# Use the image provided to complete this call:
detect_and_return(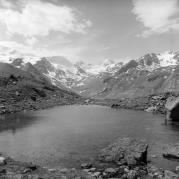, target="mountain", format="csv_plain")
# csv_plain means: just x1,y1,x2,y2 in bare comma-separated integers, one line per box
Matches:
1,50,179,99
0,60,82,114
6,55,121,96
97,51,179,99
